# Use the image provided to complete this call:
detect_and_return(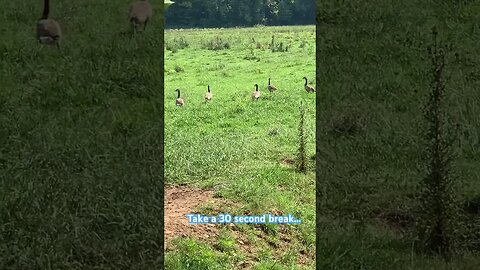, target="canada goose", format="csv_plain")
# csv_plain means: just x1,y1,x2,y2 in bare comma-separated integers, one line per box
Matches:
129,0,152,34
303,77,315,93
252,84,261,101
36,0,62,47
268,78,277,93
204,85,213,102
175,89,184,106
